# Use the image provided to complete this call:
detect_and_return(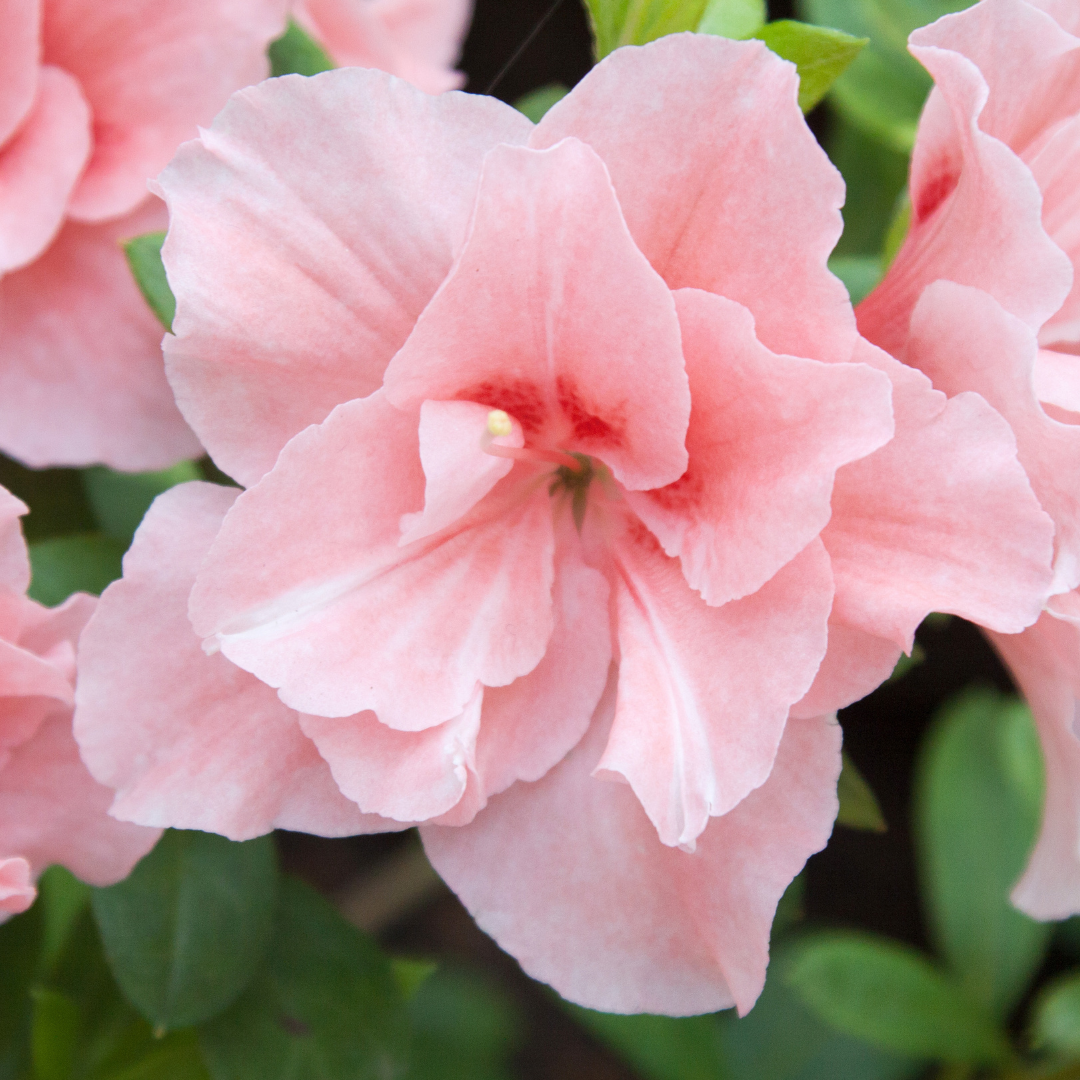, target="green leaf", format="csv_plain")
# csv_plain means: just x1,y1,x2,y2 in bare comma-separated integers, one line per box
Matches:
886,642,924,684
199,877,409,1080
268,18,334,77
881,190,911,269
721,943,922,1080
584,0,710,58
31,989,80,1080
514,83,569,123
0,456,96,543
915,688,1050,1020
390,958,437,1002
753,21,867,112
697,0,766,39
97,1030,210,1080
1031,971,1080,1057
828,255,883,305
37,867,92,972
773,873,806,939
82,464,200,544
122,233,174,333
0,902,45,1078
92,831,278,1031
29,534,126,605
786,932,1009,1064
837,751,887,832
